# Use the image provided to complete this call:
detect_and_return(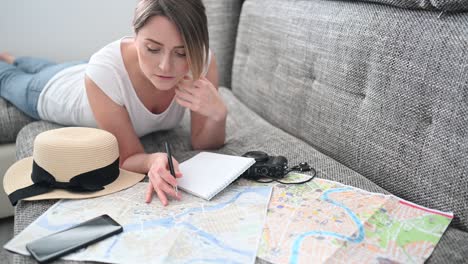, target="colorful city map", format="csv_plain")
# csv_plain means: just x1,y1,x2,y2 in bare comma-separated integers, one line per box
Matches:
5,183,272,264
251,174,453,264
5,174,452,264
